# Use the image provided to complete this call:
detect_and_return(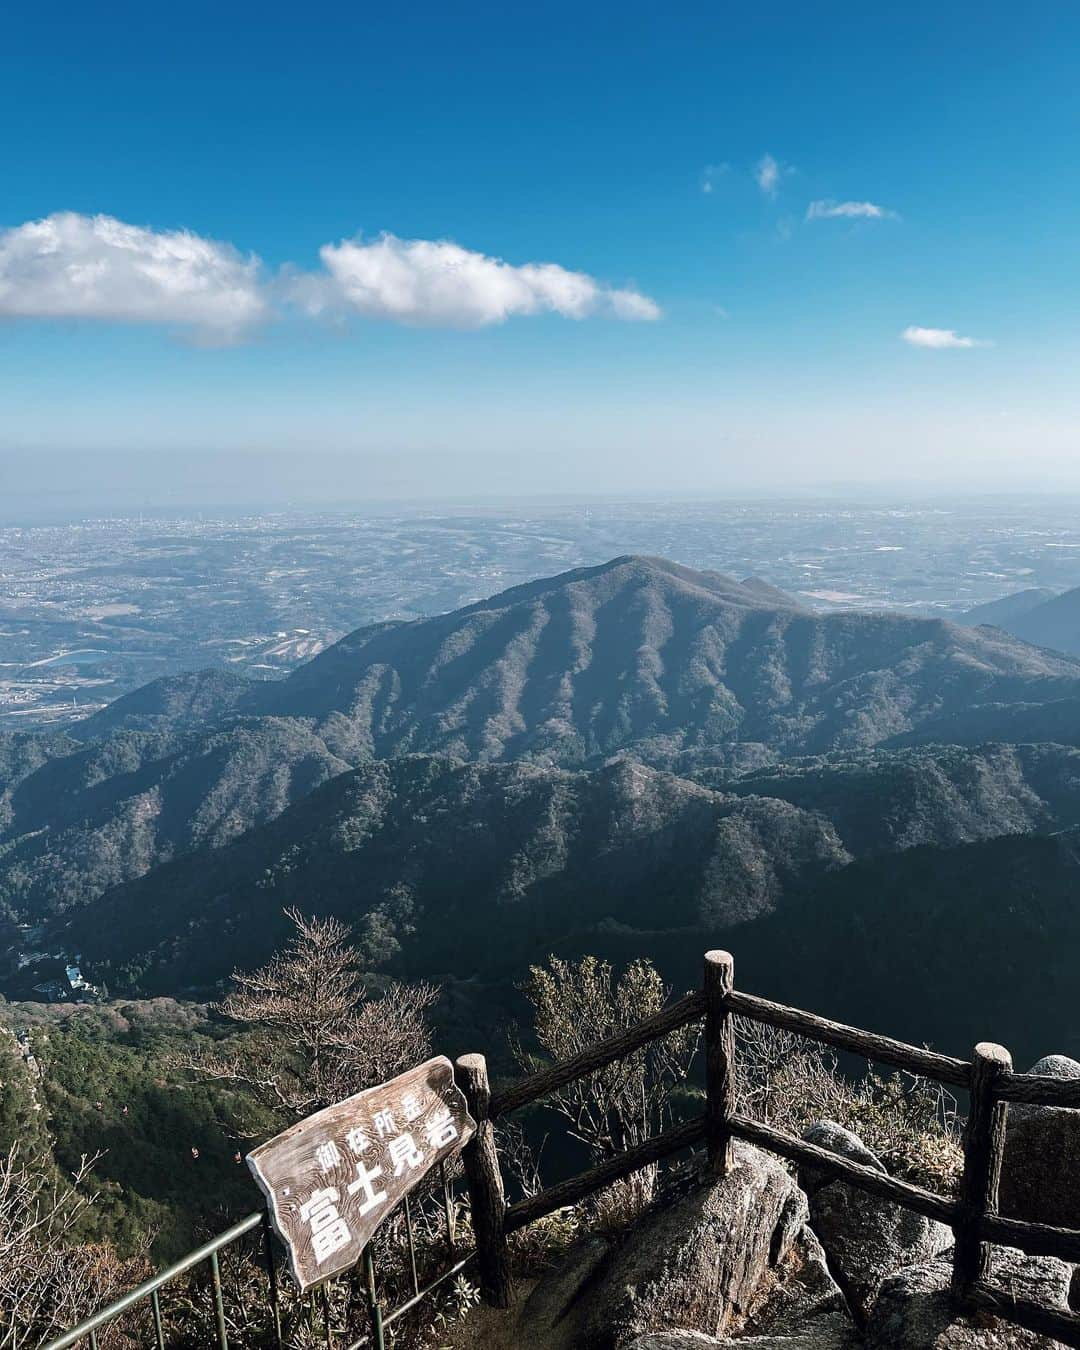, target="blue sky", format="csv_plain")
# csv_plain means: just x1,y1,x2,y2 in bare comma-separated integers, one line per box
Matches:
2,1,1079,500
